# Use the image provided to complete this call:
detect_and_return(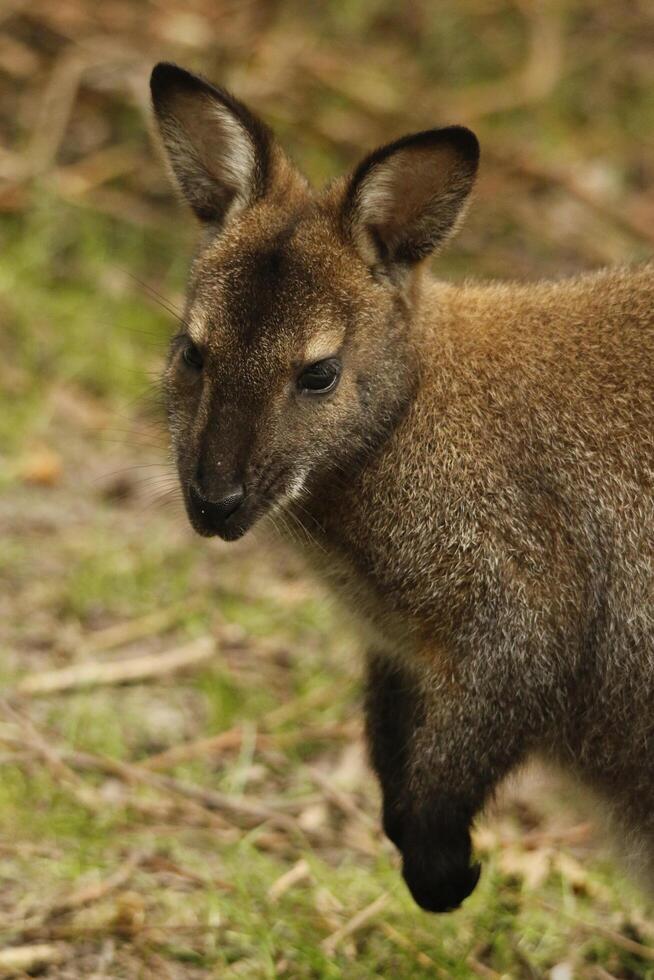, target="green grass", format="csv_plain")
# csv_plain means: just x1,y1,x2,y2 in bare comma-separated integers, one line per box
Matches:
0,195,186,460
0,755,652,978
